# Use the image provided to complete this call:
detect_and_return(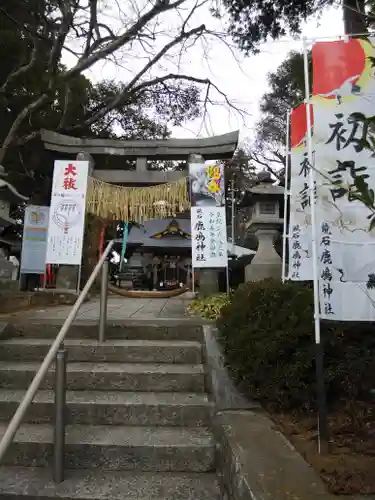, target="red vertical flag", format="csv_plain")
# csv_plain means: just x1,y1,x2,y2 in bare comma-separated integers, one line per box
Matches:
312,39,366,99
290,103,314,148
